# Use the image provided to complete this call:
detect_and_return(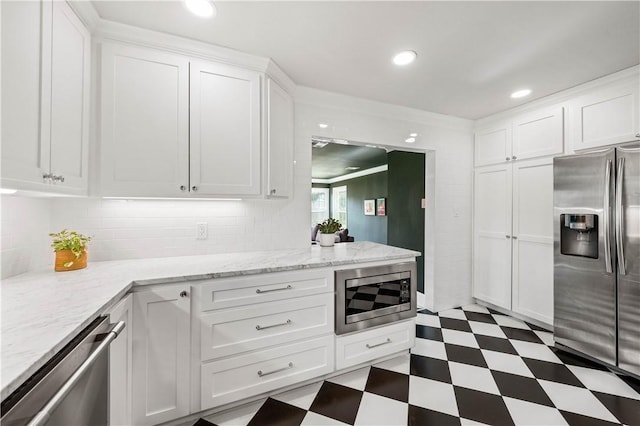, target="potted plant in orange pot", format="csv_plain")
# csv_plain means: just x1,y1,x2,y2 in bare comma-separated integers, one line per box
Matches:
49,229,92,272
